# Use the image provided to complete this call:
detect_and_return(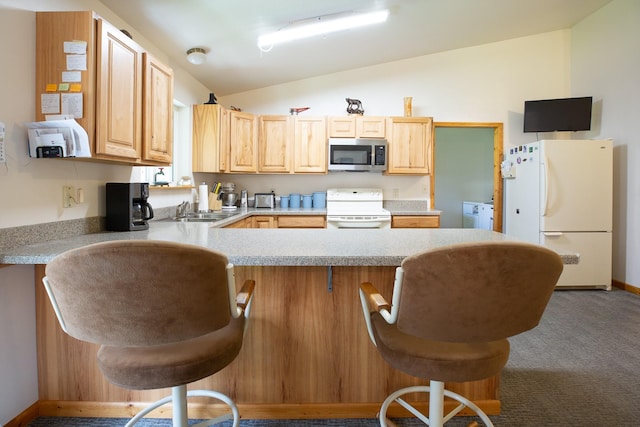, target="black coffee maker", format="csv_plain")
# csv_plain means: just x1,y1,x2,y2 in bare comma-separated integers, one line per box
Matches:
106,183,154,231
